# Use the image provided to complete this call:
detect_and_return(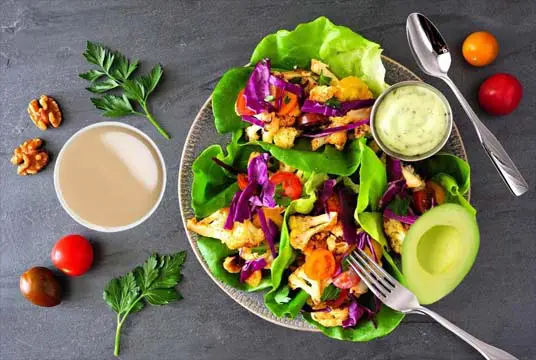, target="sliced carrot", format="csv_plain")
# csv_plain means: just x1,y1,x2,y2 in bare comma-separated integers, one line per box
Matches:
237,173,249,190
235,88,255,116
427,181,446,205
304,249,336,280
277,91,298,116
